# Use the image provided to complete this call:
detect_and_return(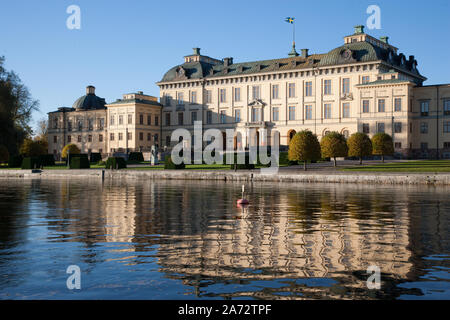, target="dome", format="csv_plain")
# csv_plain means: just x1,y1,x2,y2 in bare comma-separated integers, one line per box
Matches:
72,86,106,110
